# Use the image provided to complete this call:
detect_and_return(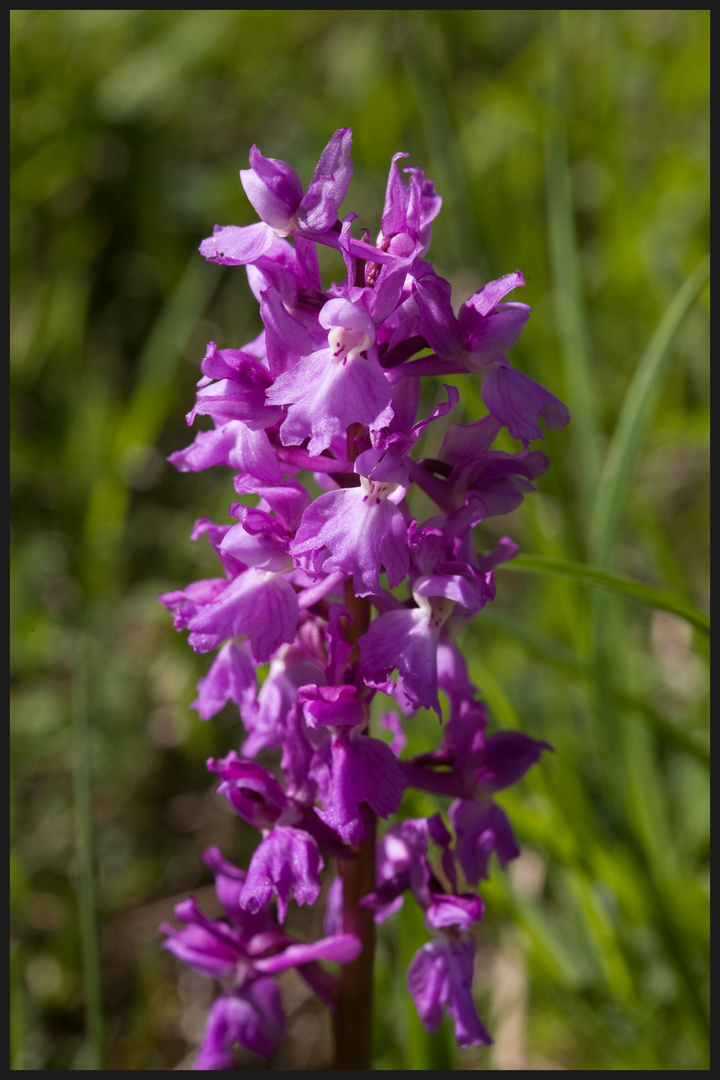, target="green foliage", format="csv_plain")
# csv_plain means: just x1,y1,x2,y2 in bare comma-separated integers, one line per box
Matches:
11,10,708,1070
